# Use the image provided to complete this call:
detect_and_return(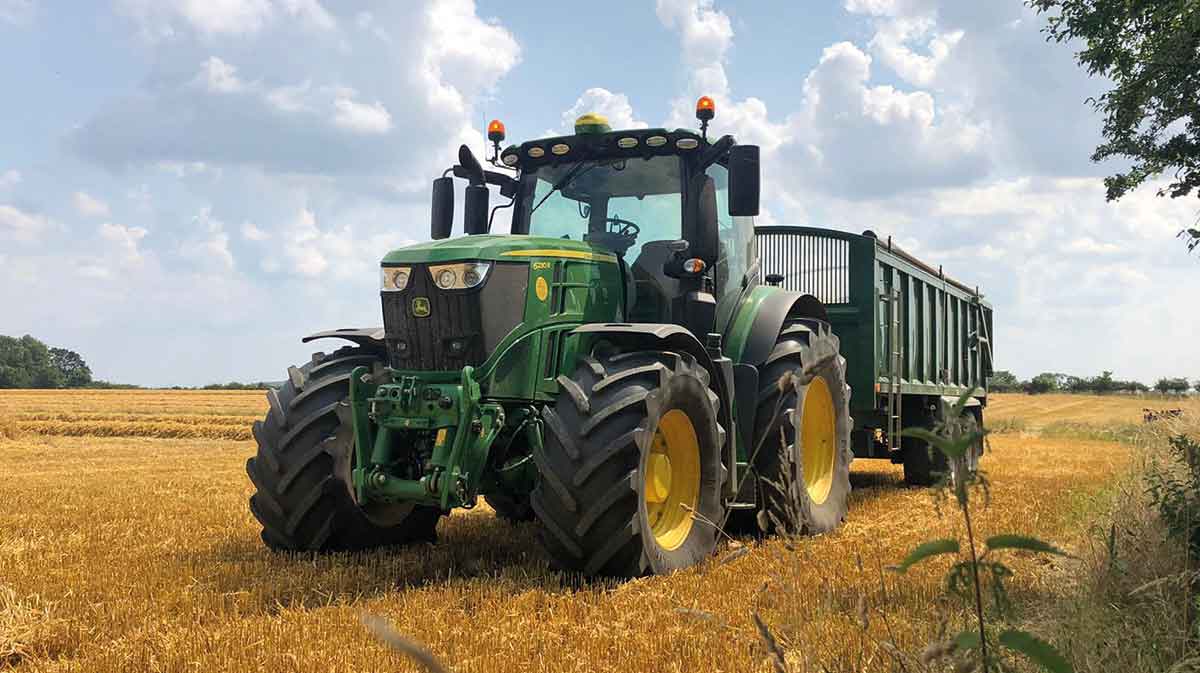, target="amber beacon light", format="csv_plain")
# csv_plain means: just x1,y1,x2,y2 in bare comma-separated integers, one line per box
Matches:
695,96,715,140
